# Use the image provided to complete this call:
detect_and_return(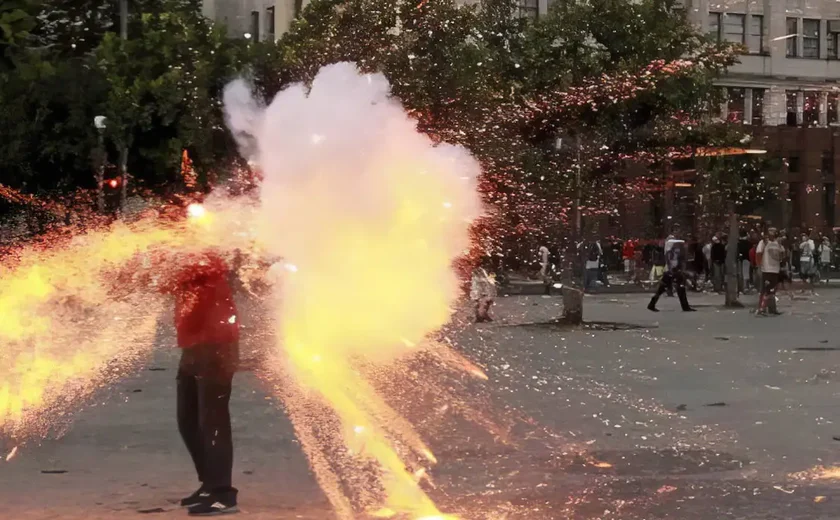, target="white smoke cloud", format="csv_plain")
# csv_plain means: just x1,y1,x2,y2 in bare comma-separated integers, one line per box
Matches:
222,78,264,162
224,62,483,347
223,61,484,517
